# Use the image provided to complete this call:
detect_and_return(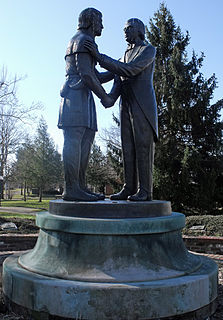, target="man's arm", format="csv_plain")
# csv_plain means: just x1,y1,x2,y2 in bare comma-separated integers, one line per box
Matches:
76,53,108,98
95,69,114,84
98,46,156,77
76,52,114,107
109,75,121,102
84,41,155,78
